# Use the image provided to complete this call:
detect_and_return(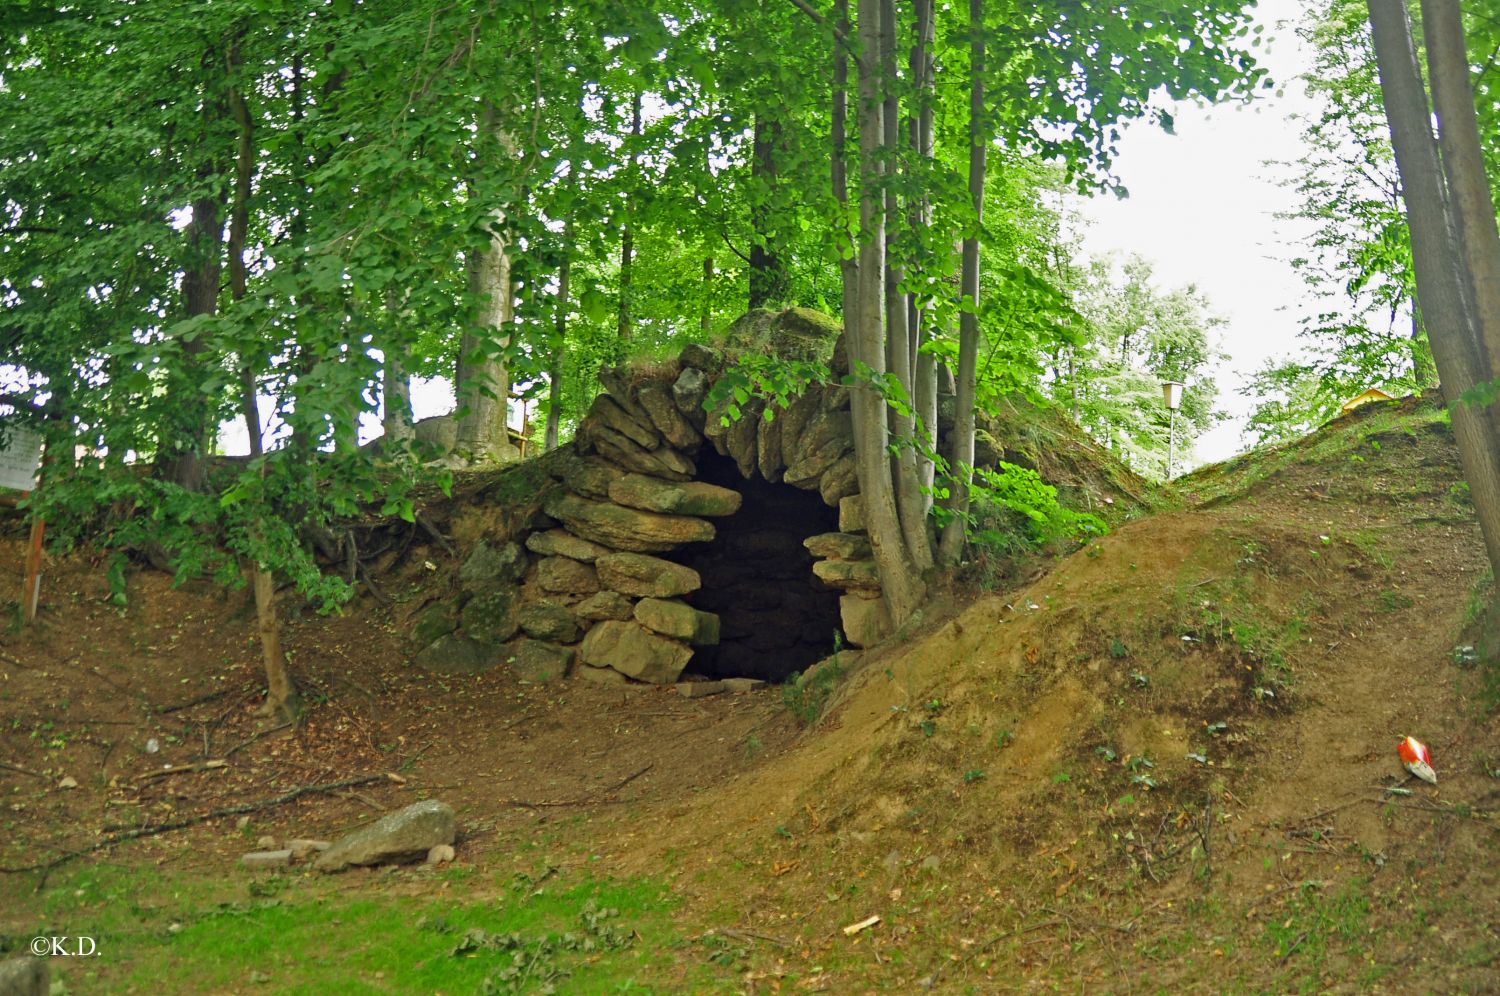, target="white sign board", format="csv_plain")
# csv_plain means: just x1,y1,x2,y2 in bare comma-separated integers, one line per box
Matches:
0,422,44,491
